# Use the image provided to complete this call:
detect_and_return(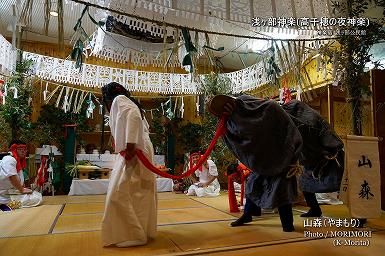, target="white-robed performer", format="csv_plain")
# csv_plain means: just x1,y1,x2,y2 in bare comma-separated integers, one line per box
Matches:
0,140,42,211
101,82,157,247
187,153,220,197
